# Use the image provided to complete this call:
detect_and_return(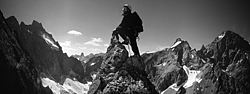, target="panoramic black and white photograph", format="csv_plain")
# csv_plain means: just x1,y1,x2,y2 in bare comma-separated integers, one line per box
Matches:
0,0,250,94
